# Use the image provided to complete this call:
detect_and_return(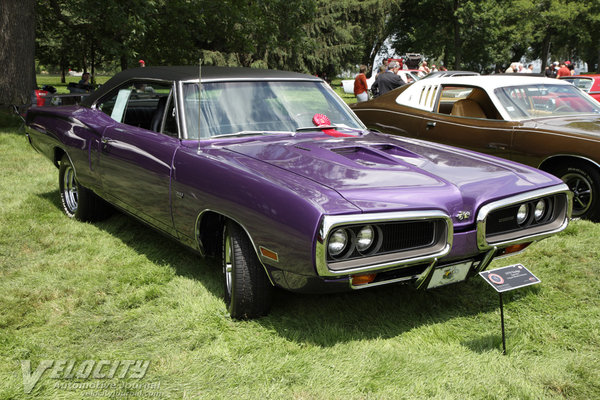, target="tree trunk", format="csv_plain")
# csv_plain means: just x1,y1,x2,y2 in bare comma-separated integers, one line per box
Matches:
452,0,462,69
540,34,551,73
61,56,67,84
0,0,36,107
91,42,96,85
